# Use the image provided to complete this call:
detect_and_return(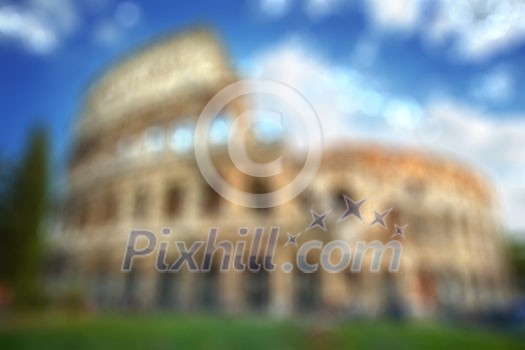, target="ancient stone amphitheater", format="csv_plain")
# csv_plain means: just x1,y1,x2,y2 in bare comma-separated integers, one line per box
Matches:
50,28,513,319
